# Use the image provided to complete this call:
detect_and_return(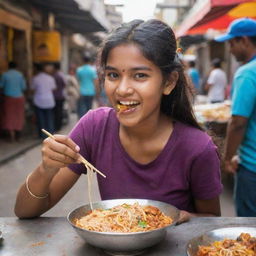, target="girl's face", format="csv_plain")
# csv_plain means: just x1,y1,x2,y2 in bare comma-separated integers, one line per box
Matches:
104,43,174,127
